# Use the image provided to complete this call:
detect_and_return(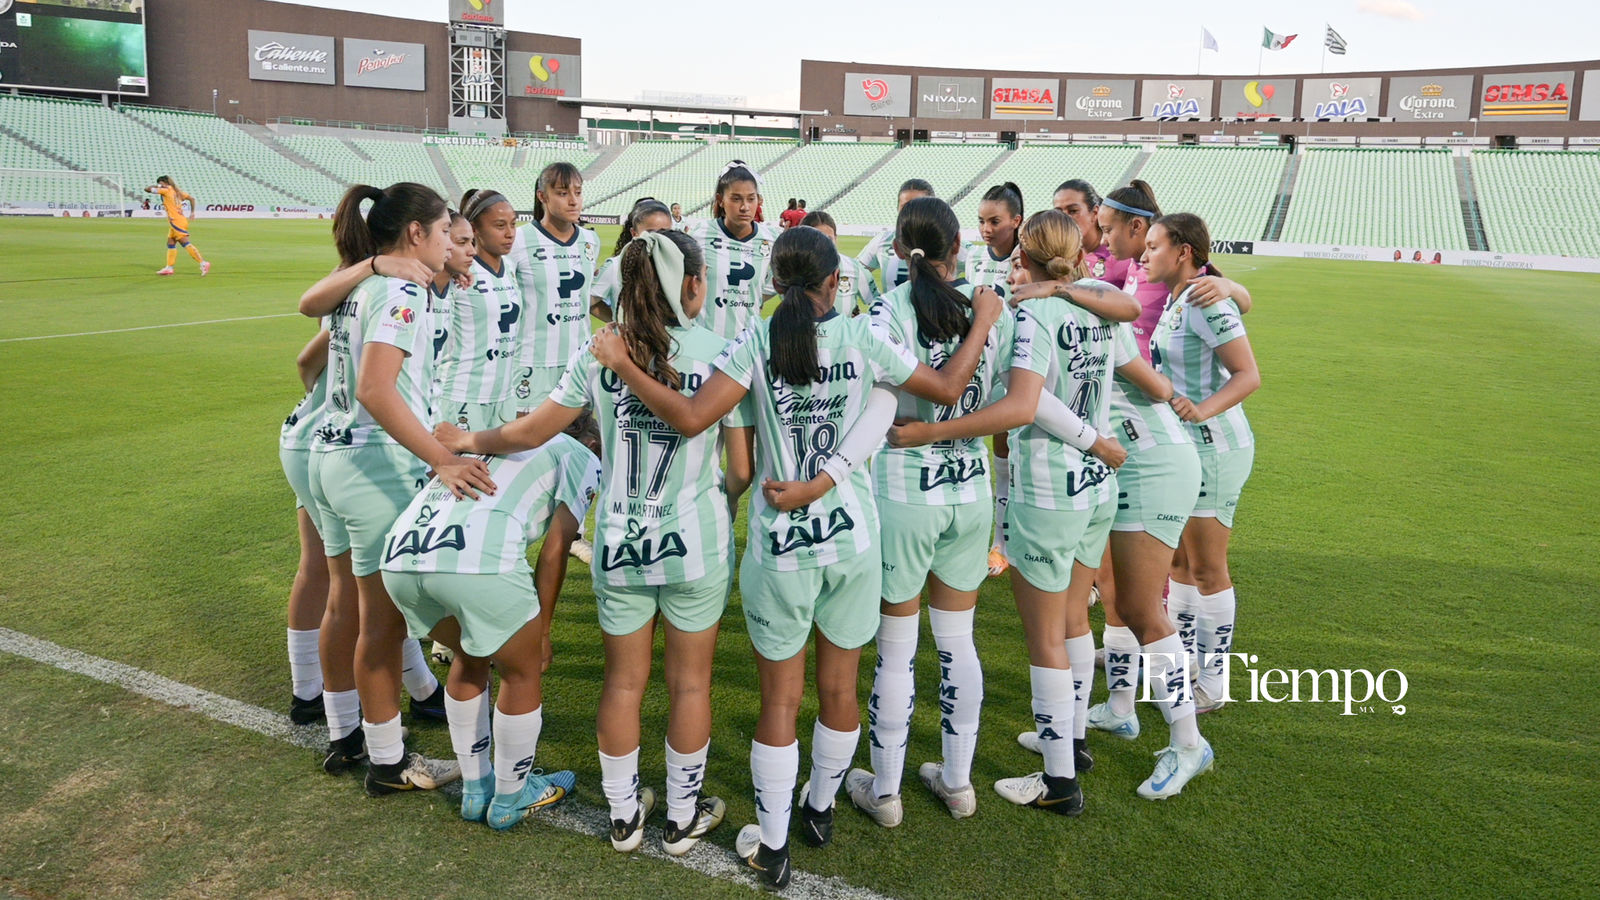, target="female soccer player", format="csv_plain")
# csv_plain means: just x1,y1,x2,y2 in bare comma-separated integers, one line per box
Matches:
799,210,880,317
589,226,1000,888
438,190,522,431
890,210,1160,818
965,182,1023,578
439,229,751,856
145,176,208,276
280,327,333,725
683,161,780,339
858,178,934,293
591,197,673,324
379,425,594,829
1053,179,1123,286
1146,214,1260,716
509,162,601,415
307,182,494,796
